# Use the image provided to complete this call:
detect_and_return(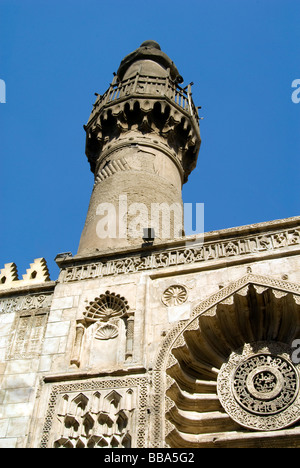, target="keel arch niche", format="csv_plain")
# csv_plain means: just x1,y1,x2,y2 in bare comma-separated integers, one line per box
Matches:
71,291,134,368
152,274,300,448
